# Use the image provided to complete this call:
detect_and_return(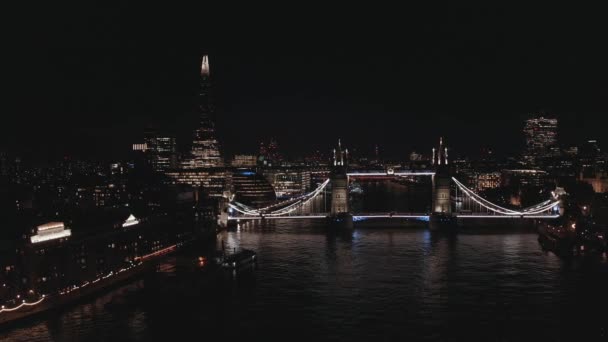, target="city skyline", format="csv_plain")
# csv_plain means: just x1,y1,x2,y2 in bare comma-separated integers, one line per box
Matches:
7,4,608,160
4,5,608,340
